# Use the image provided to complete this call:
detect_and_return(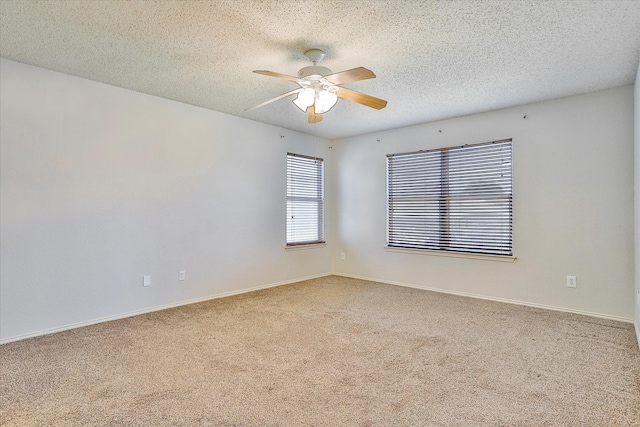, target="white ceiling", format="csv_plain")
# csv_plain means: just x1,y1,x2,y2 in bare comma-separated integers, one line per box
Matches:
1,0,639,140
